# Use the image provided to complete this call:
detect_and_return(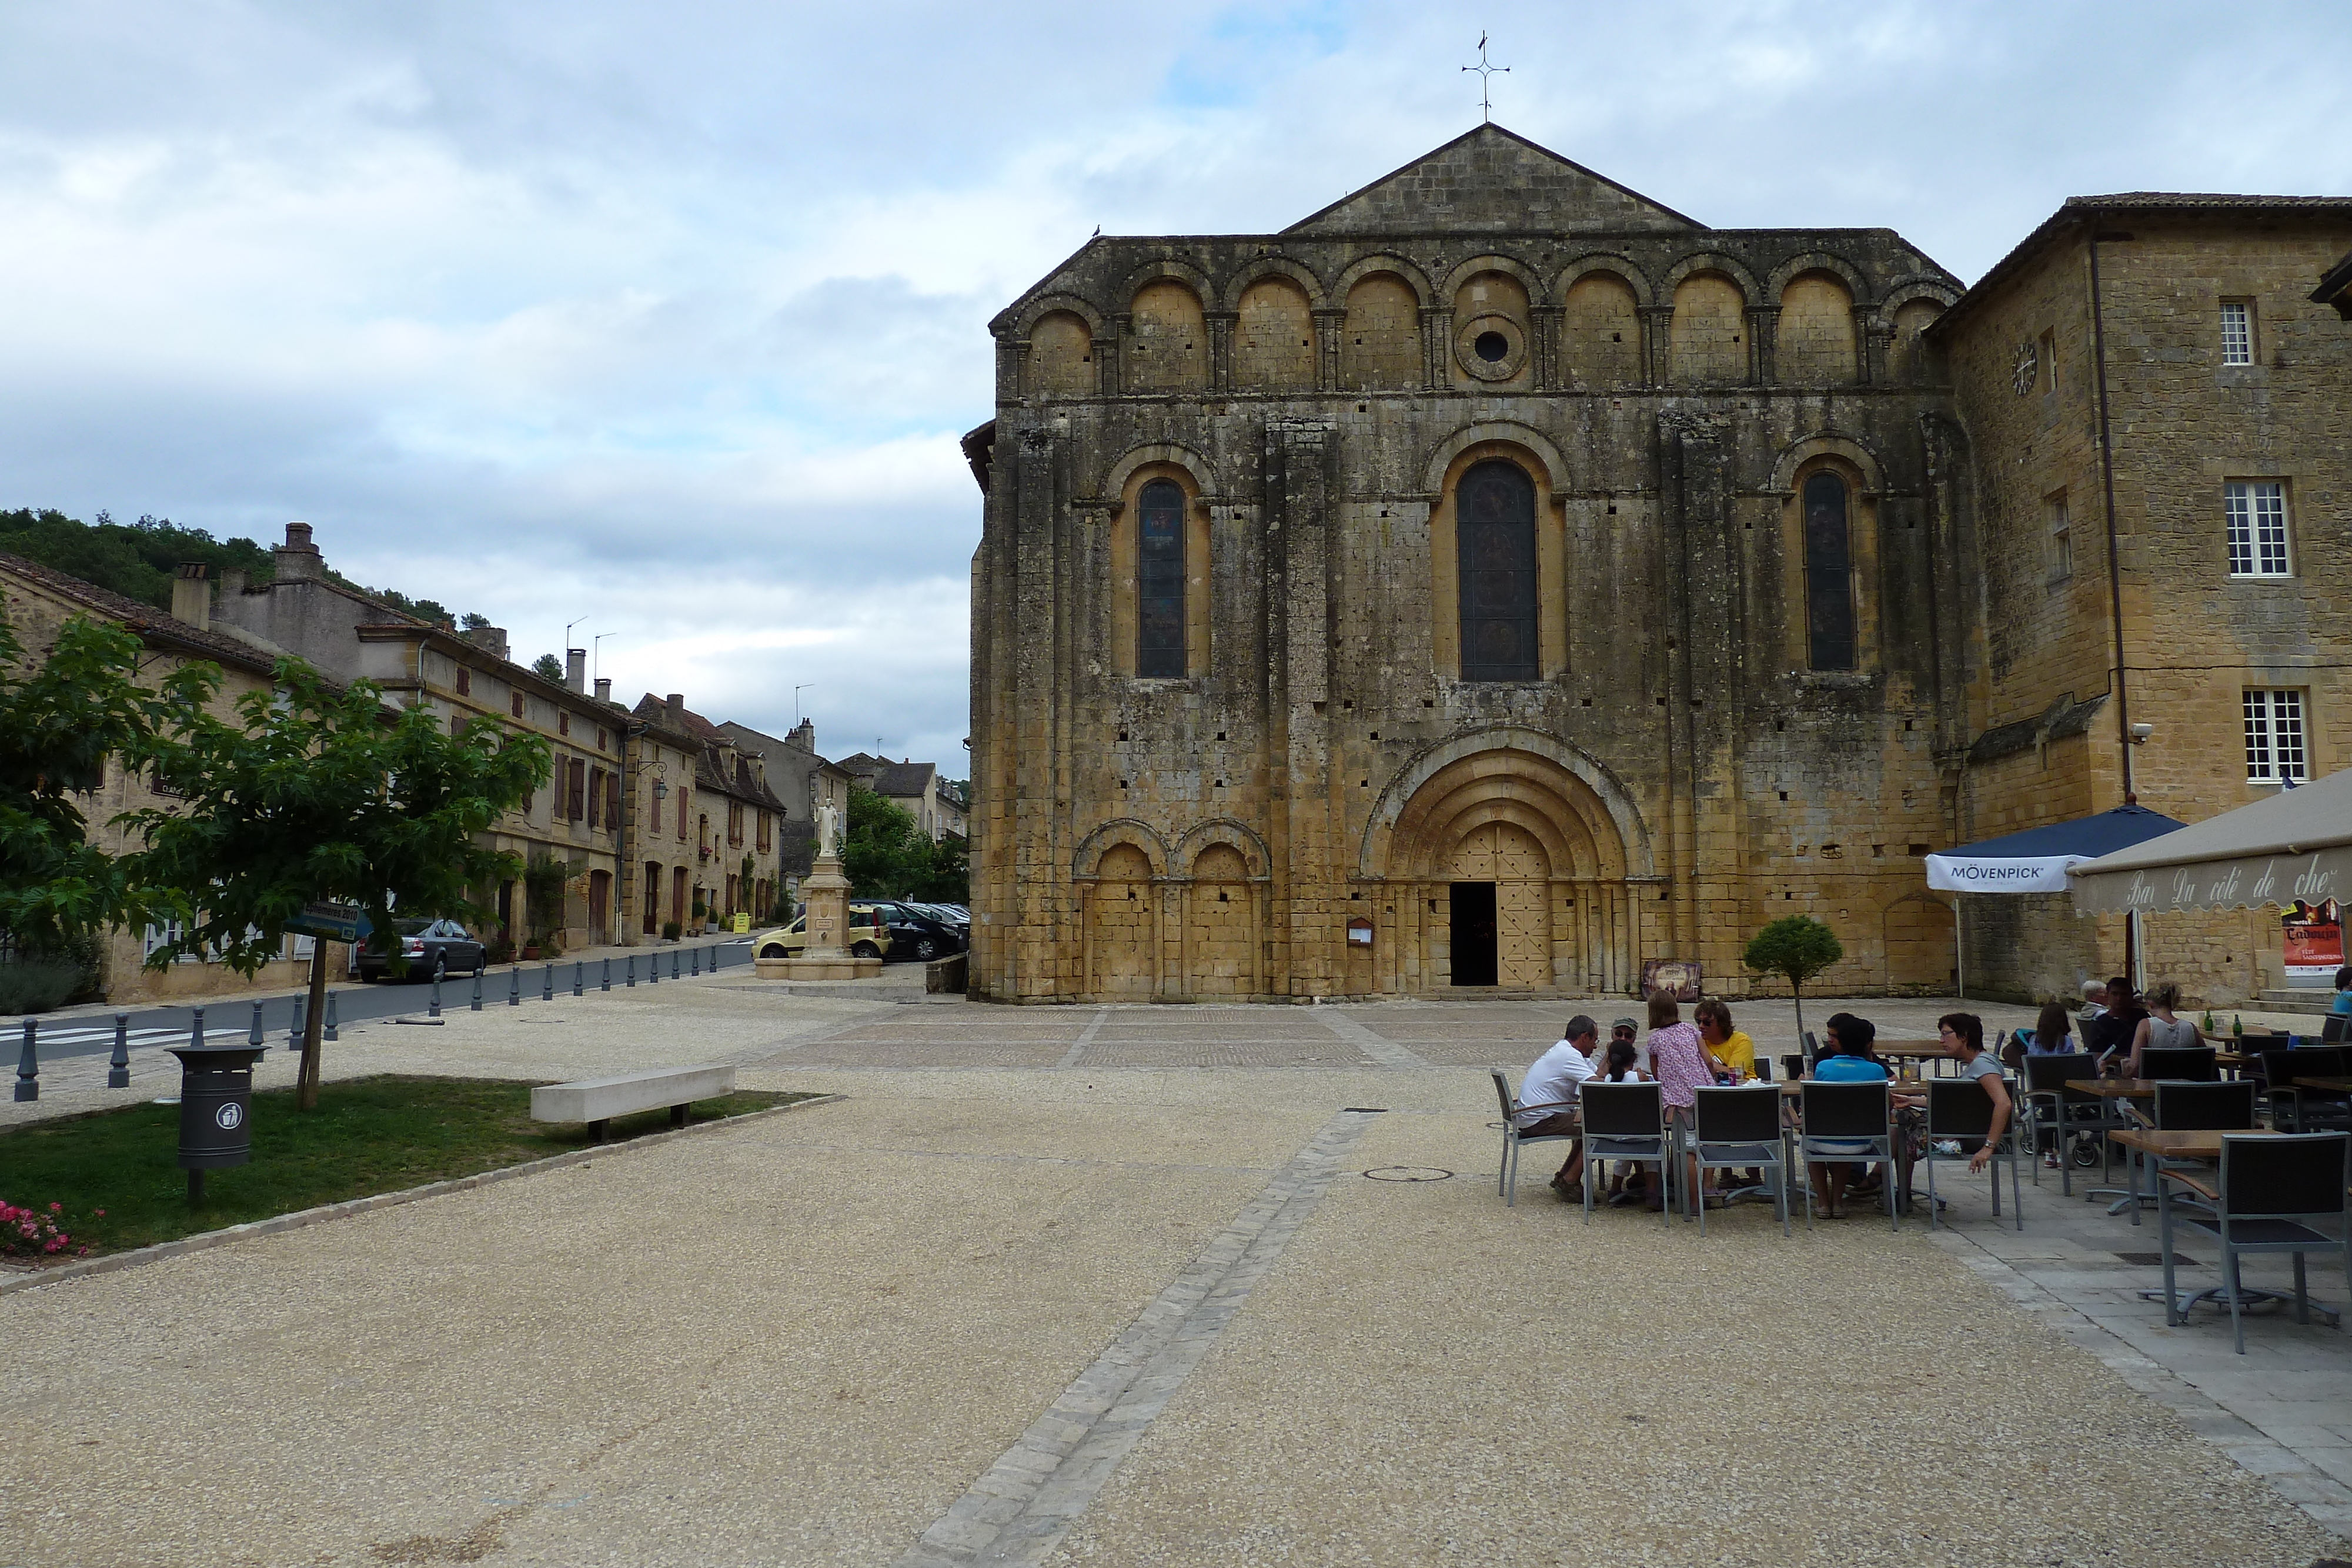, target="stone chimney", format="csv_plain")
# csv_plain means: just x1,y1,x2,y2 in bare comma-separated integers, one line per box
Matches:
565,647,587,694
788,718,816,753
593,677,612,703
273,521,325,583
464,625,510,662
219,568,248,597
171,563,211,630
666,692,687,730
